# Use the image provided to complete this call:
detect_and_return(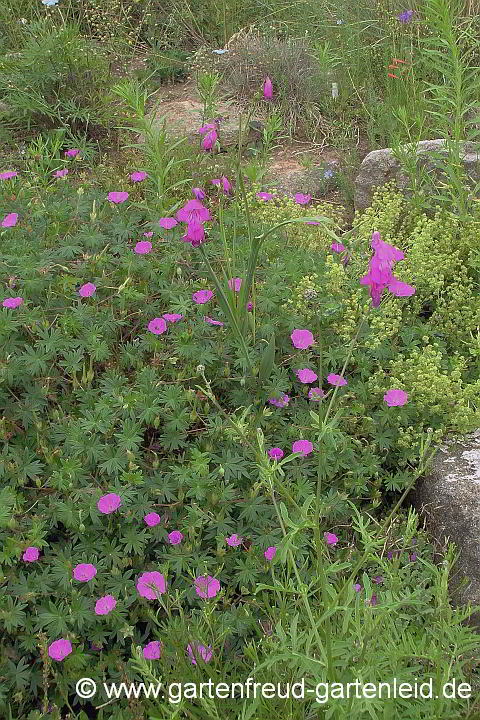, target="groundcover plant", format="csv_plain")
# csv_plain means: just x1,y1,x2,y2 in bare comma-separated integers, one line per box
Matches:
0,1,480,720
